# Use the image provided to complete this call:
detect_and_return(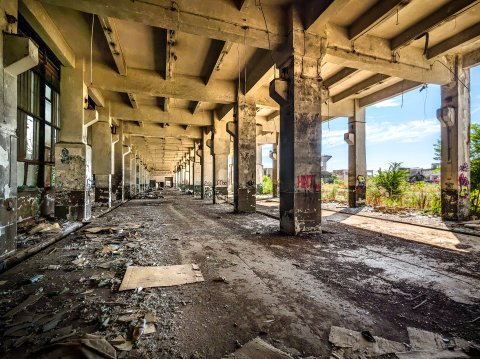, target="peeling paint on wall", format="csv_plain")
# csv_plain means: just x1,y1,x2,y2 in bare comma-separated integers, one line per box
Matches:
0,145,8,169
